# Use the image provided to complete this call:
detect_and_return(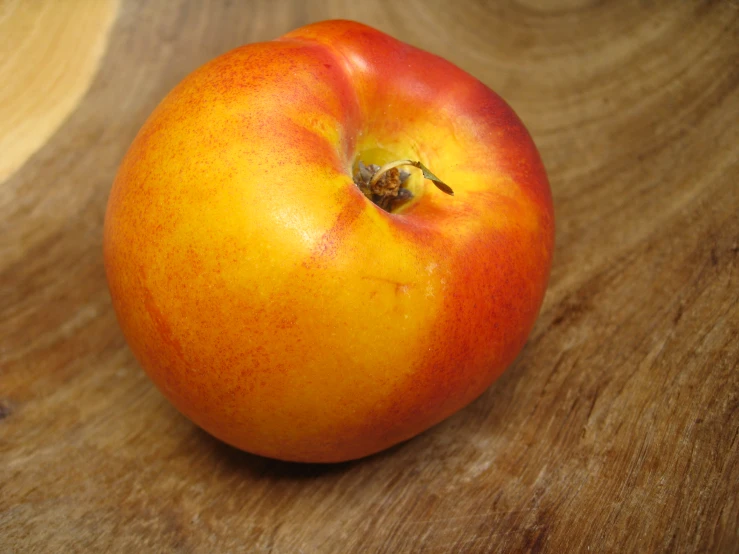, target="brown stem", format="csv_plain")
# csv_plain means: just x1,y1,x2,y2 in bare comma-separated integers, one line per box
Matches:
369,159,416,188
353,159,453,214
